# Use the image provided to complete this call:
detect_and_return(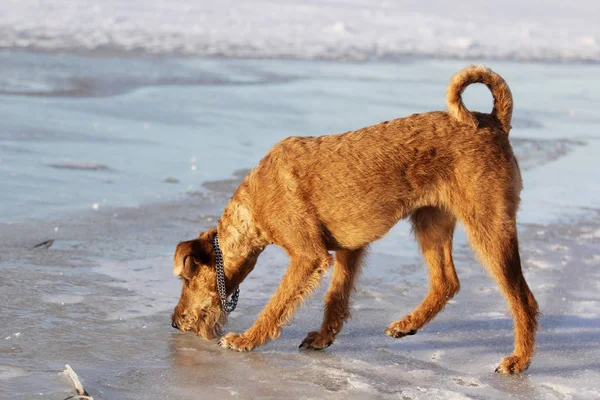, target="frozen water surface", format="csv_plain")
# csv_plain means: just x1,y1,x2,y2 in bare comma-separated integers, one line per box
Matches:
1,51,600,399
